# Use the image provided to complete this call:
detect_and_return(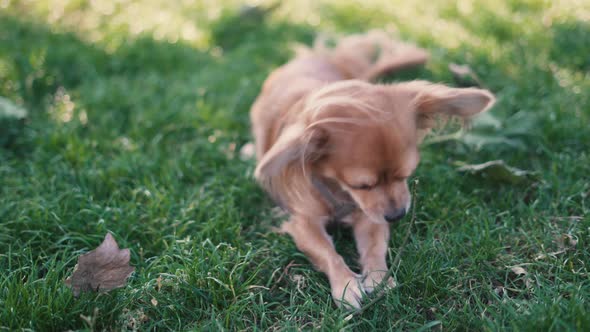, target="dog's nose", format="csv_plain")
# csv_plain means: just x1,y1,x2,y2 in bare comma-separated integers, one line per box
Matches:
384,208,406,223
